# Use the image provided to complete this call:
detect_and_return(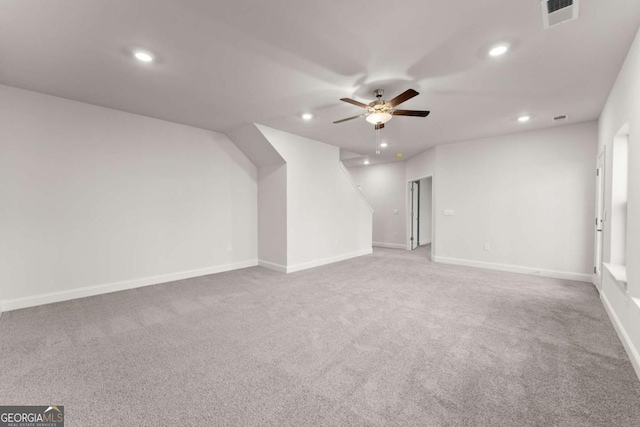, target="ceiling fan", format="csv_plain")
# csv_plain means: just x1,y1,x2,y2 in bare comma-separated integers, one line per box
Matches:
333,89,430,129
